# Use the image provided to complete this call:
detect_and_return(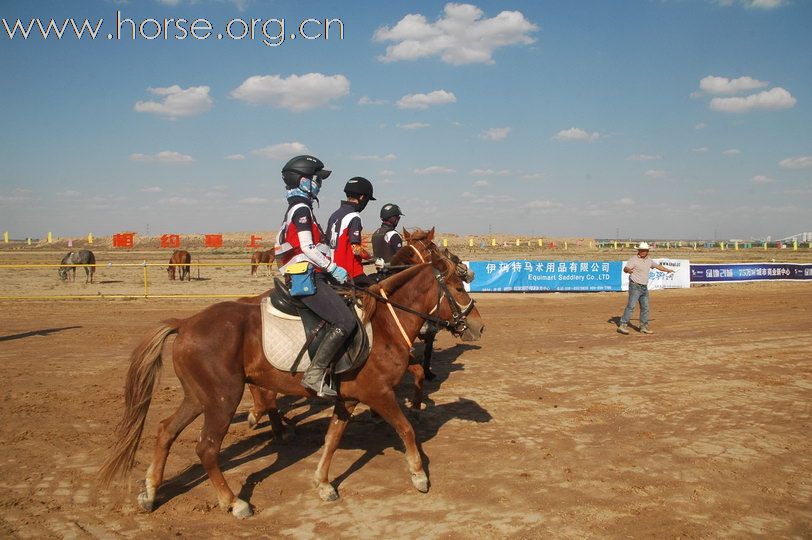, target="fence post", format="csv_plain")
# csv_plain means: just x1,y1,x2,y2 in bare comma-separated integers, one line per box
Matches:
143,261,149,298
